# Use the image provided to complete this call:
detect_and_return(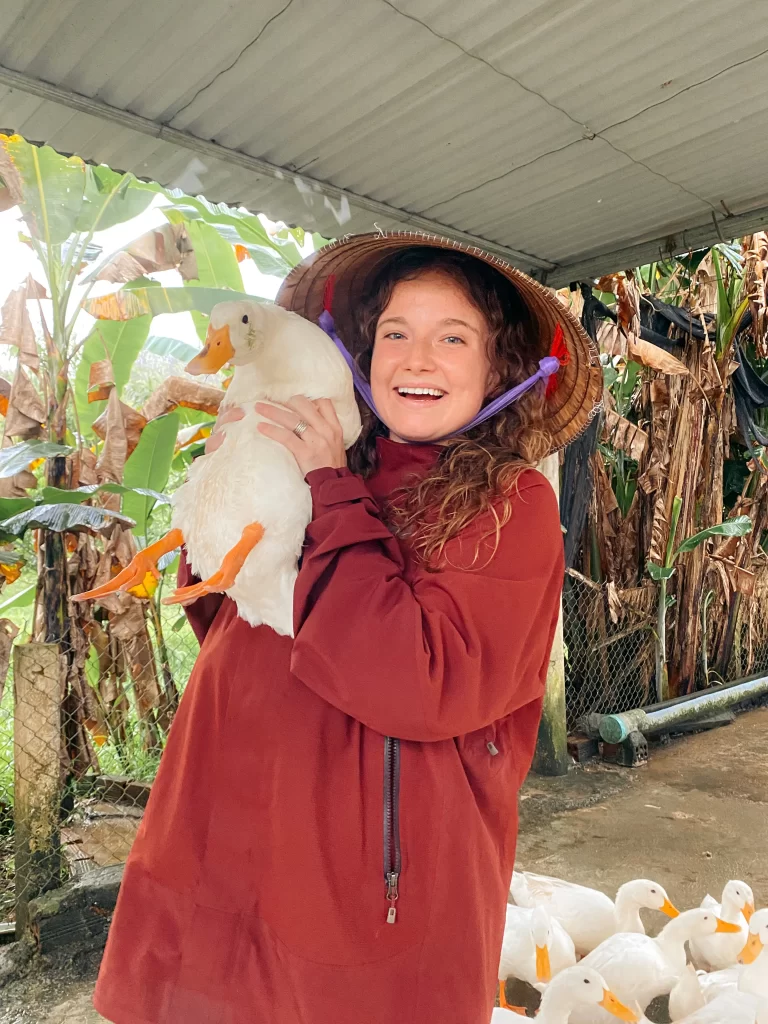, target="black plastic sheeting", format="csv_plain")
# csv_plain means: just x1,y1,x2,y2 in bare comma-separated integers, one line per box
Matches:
733,343,768,449
640,295,715,342
578,284,713,352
